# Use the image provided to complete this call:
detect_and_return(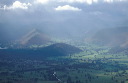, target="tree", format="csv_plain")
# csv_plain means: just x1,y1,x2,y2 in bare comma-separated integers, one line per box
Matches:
67,76,72,83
